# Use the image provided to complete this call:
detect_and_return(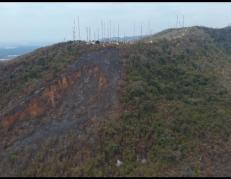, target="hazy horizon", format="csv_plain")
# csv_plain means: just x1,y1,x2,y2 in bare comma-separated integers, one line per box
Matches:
1,2,231,46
